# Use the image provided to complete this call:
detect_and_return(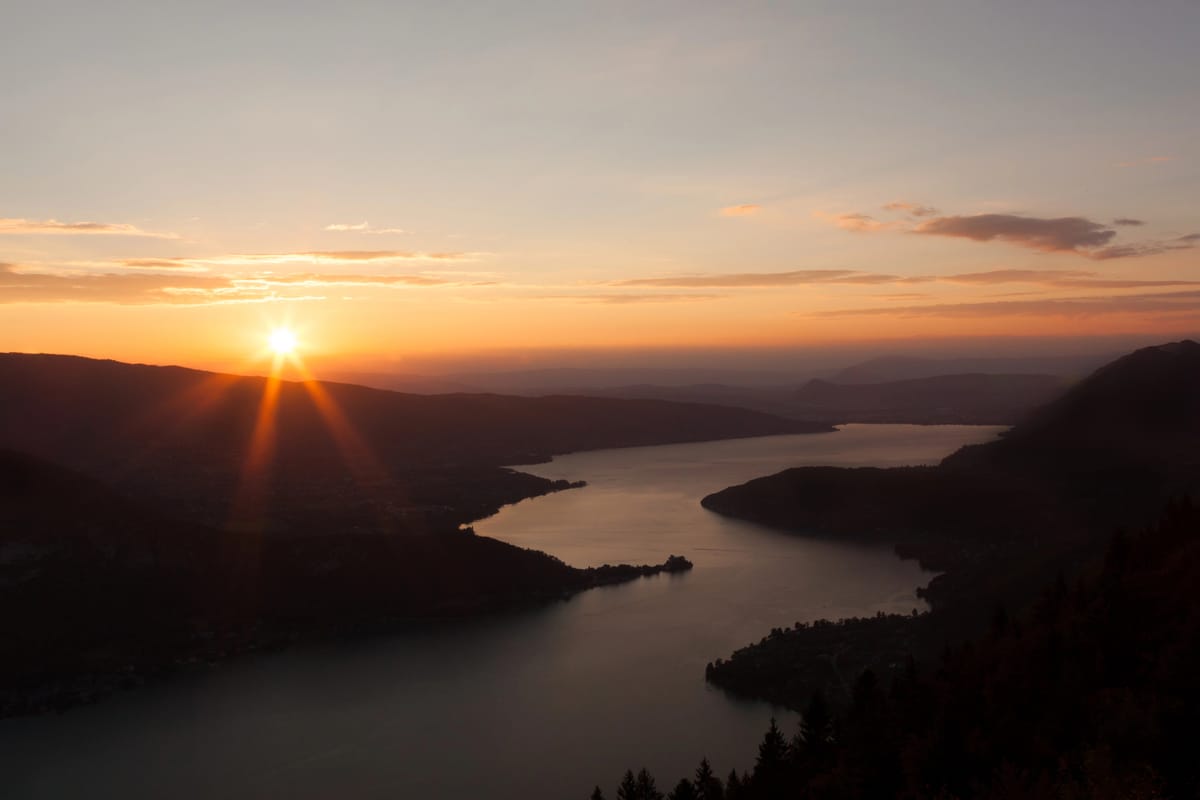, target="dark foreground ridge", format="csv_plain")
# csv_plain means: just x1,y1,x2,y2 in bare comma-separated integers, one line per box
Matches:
665,340,1200,796
0,449,691,717
600,499,1200,799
